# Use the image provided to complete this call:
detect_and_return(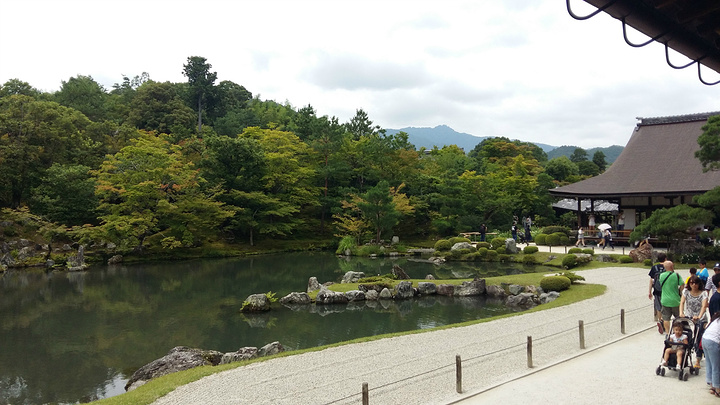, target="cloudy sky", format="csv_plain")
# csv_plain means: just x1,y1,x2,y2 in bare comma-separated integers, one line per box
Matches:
1,0,717,148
